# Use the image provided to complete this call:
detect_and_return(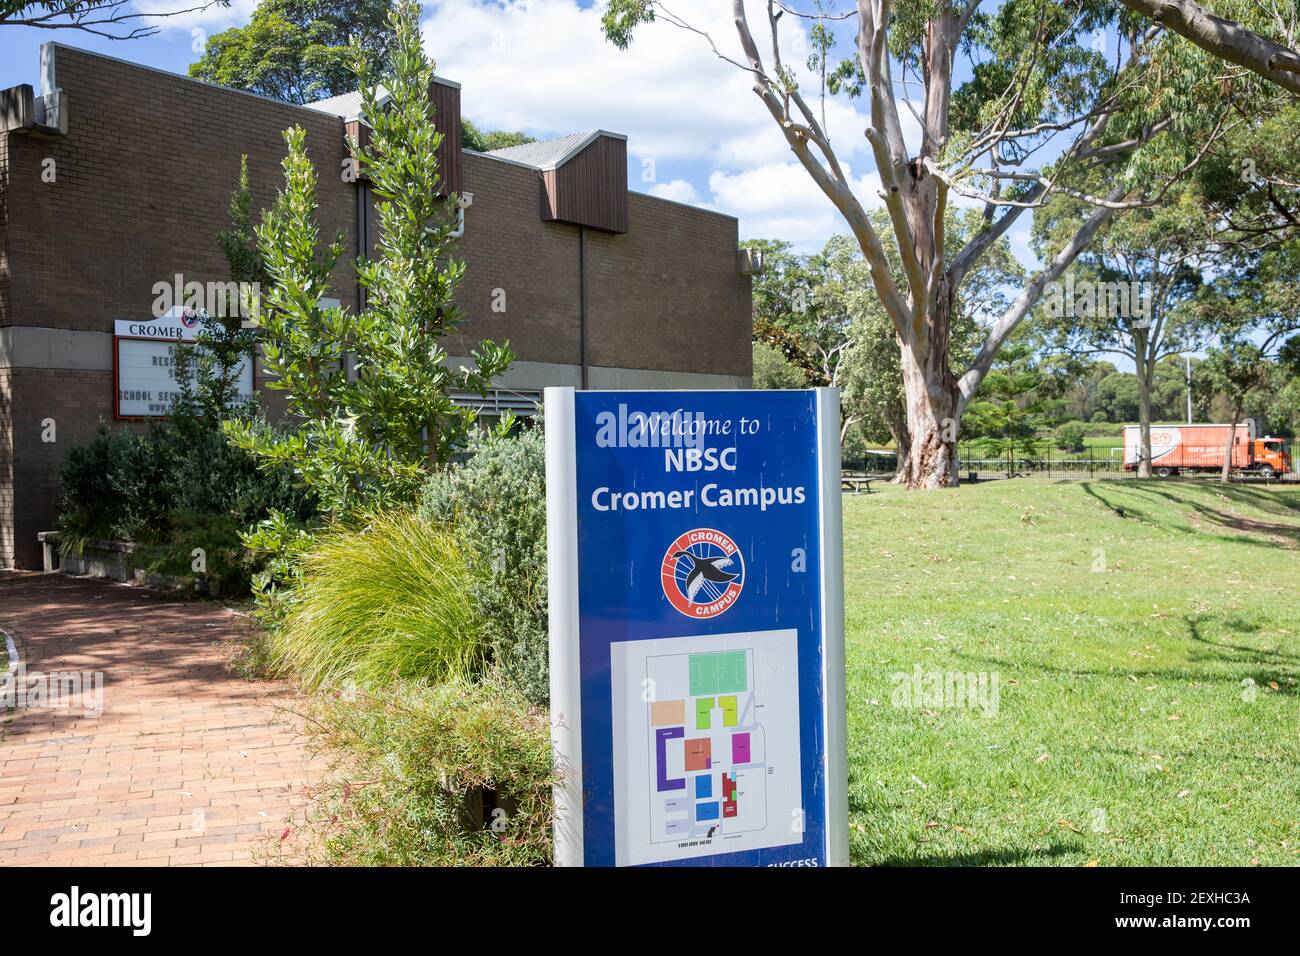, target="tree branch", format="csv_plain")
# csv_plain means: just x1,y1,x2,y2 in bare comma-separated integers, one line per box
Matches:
957,184,1129,413
1120,0,1300,95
